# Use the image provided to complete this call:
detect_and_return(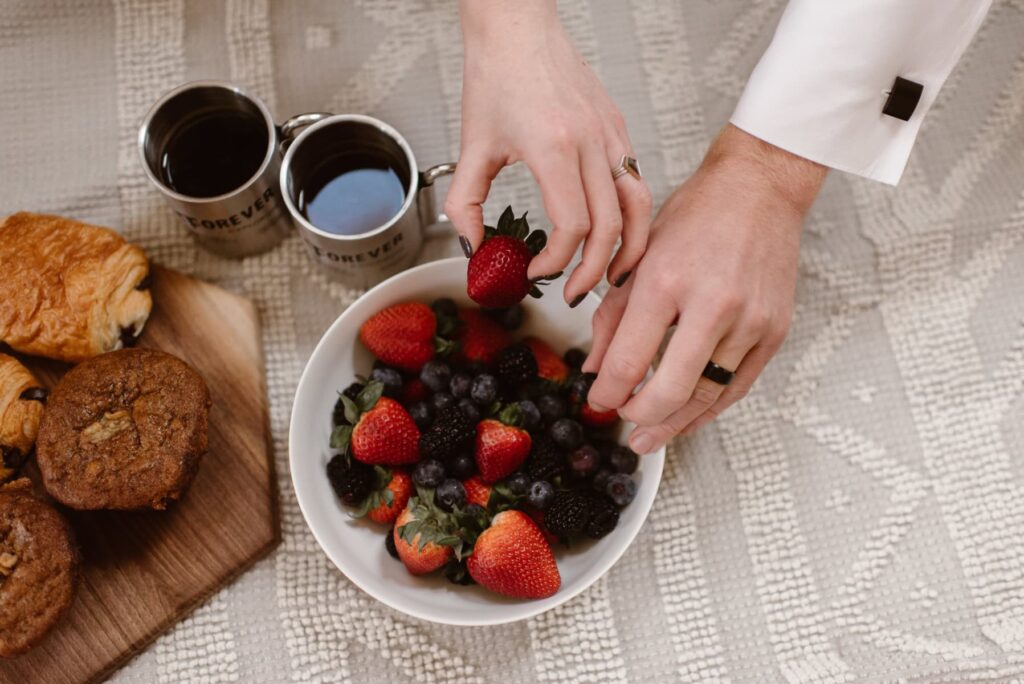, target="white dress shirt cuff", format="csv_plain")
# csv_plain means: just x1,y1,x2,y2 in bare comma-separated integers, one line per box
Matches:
730,0,992,185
